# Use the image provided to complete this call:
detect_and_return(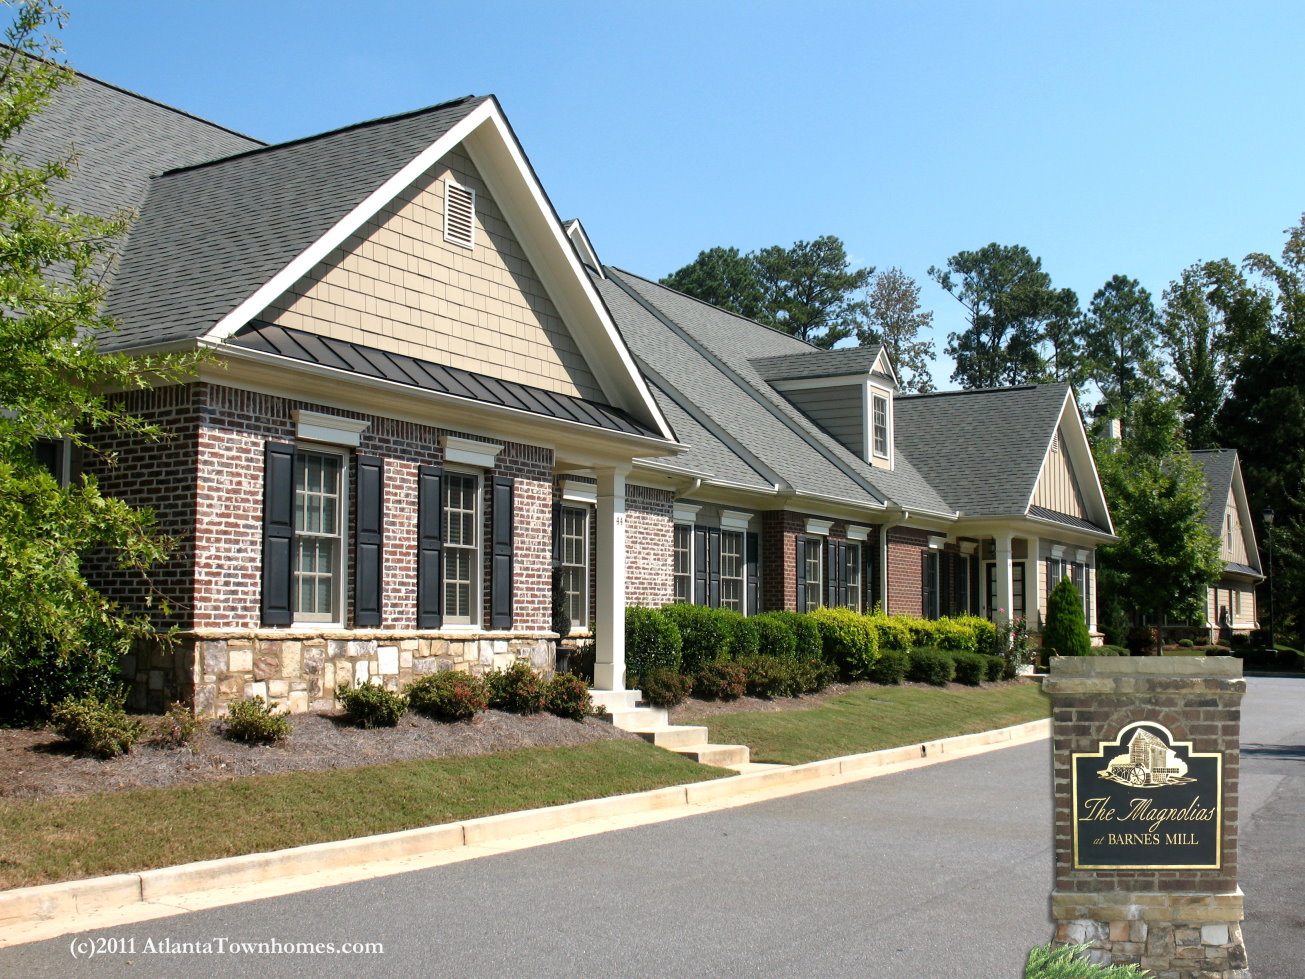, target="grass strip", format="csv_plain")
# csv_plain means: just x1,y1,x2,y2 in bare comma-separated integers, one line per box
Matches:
0,740,728,890
704,682,1050,765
